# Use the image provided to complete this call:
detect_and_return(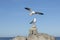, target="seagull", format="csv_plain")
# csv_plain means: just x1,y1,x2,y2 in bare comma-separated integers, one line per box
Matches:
25,7,44,16
30,18,36,24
